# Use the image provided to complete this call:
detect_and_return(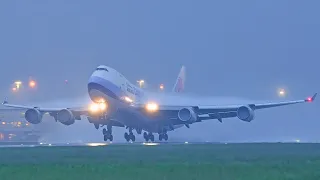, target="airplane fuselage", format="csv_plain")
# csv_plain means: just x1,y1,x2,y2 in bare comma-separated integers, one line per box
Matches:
87,65,182,133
